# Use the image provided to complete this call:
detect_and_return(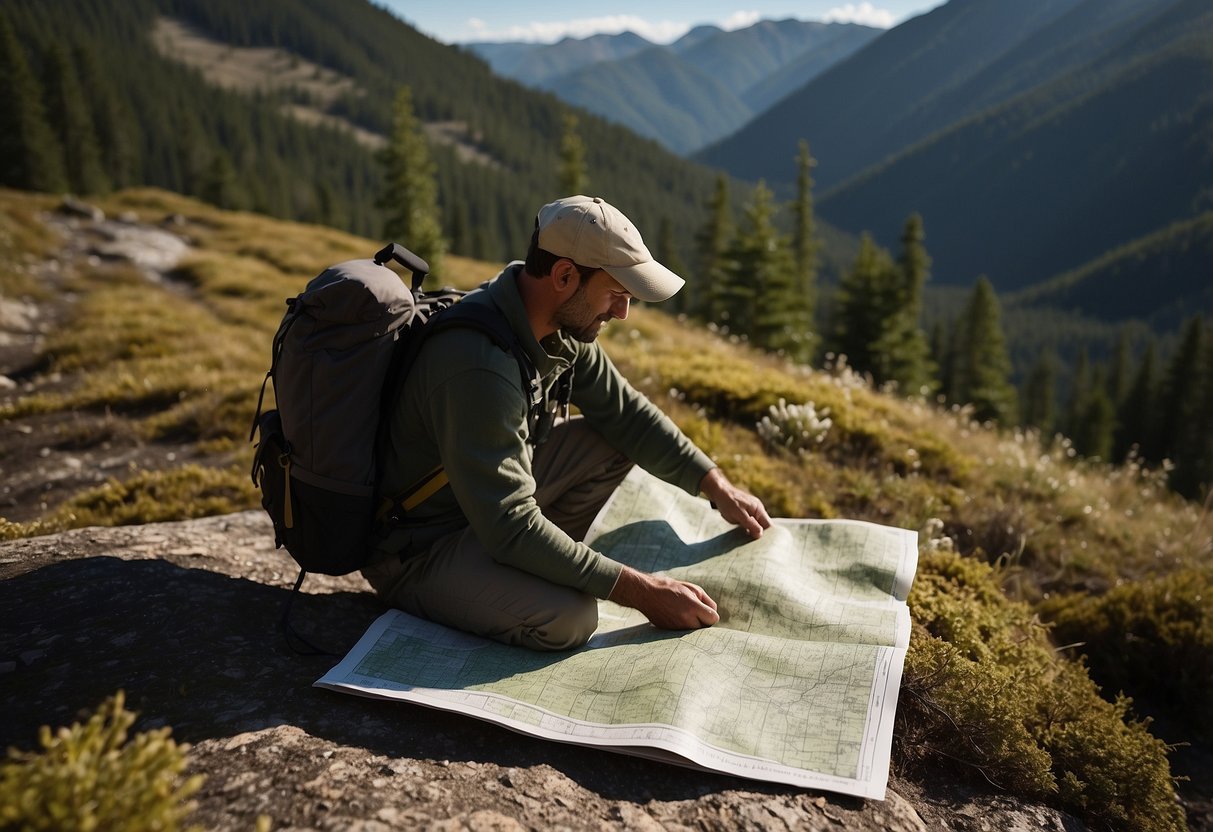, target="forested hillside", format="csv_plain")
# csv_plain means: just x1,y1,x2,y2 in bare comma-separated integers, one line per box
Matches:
475,21,879,155
816,0,1213,291
537,48,752,155
0,0,774,269
1006,212,1213,329
698,0,1213,292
